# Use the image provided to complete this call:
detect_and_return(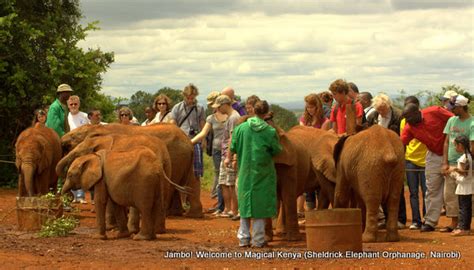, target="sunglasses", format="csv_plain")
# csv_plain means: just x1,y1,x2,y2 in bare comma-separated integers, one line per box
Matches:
120,114,129,117
69,103,78,106
156,102,167,105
